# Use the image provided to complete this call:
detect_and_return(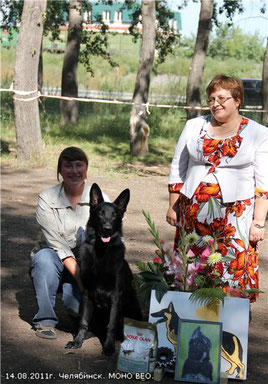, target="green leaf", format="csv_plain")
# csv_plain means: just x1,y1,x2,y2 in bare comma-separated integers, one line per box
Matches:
147,262,159,275
221,256,234,262
155,285,168,303
142,210,163,251
136,261,151,272
241,288,264,296
189,287,225,308
140,271,162,282
208,198,214,218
